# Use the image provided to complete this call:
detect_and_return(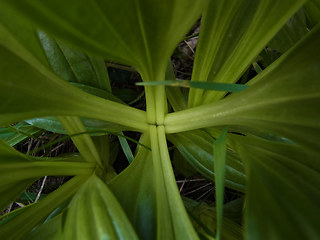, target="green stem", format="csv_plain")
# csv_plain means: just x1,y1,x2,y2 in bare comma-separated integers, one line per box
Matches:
155,85,166,125
144,85,157,124
141,69,167,125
